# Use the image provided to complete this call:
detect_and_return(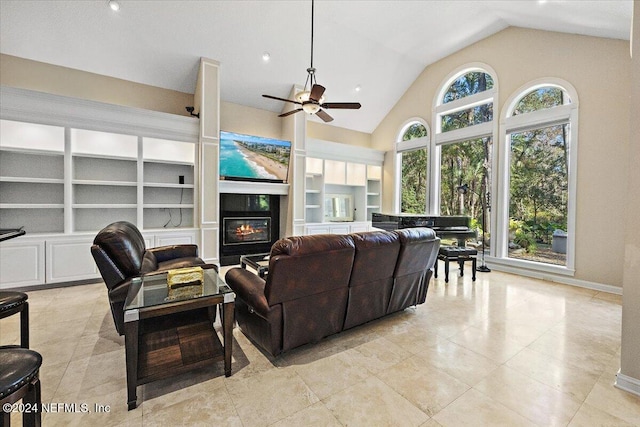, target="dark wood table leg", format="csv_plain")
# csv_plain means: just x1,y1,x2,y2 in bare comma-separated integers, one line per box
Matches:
20,301,29,348
222,301,234,377
24,374,41,427
124,319,139,410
